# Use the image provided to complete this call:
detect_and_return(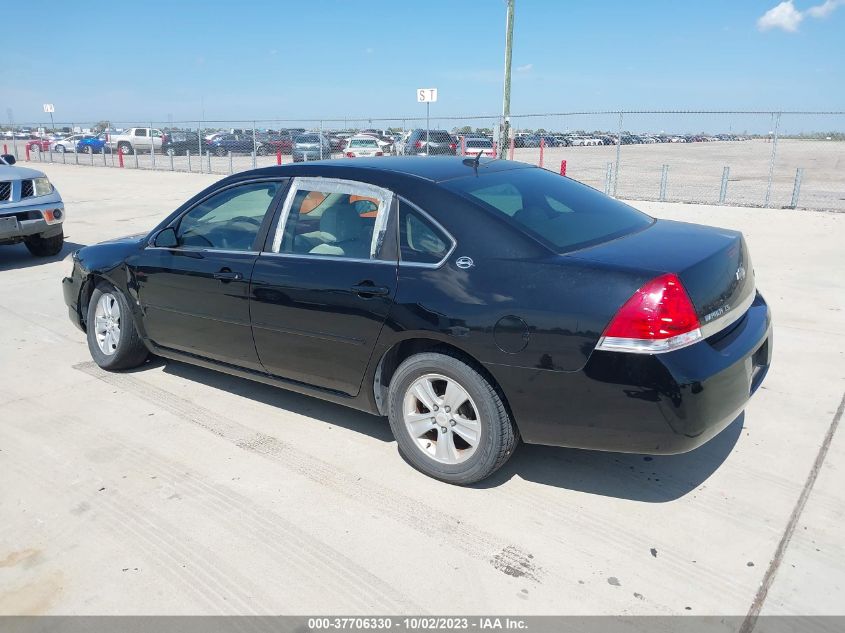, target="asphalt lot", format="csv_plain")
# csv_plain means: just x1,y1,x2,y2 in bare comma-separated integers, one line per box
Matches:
0,163,843,617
